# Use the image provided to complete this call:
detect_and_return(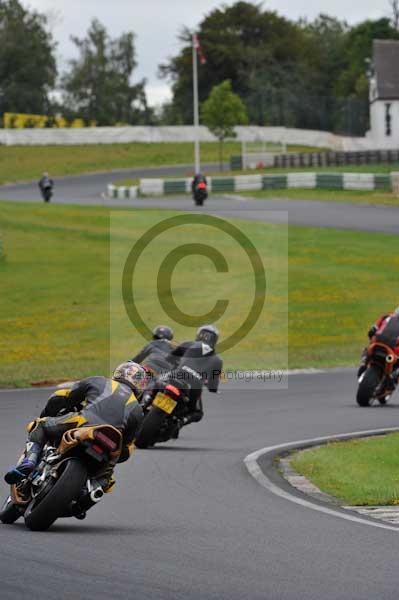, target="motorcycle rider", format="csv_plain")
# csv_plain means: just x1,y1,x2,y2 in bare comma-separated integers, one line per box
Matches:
38,171,53,203
147,325,223,438
191,173,207,194
38,326,175,419
358,307,399,391
131,325,175,377
4,363,148,503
